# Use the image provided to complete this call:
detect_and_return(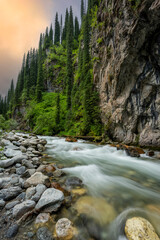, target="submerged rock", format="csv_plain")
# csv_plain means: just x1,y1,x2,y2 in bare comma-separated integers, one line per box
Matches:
65,177,82,188
55,218,76,240
75,196,116,225
125,217,160,240
36,227,54,240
